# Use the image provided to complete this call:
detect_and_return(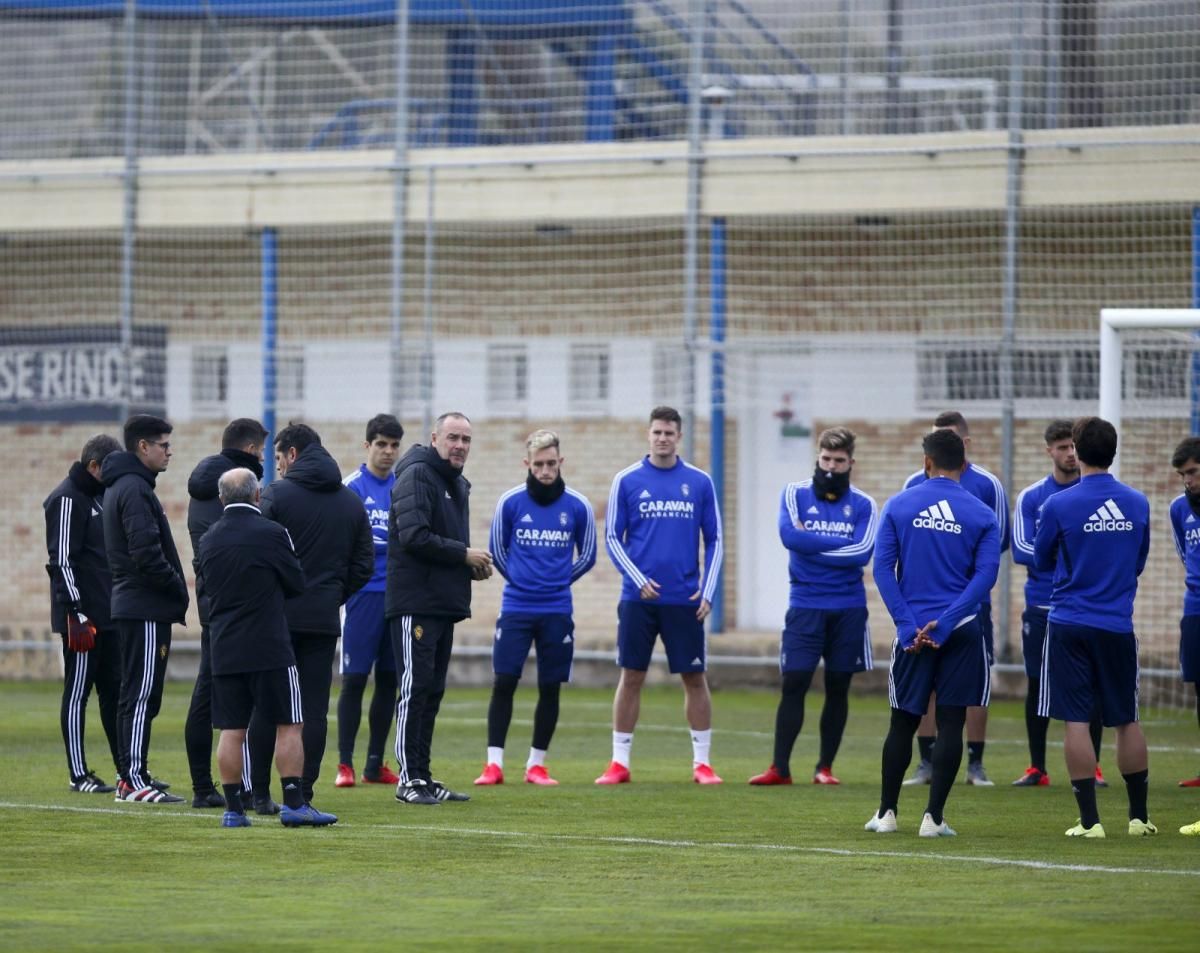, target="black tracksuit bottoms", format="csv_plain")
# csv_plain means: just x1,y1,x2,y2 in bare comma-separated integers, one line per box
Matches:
116,619,172,789
60,625,121,782
390,615,455,785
